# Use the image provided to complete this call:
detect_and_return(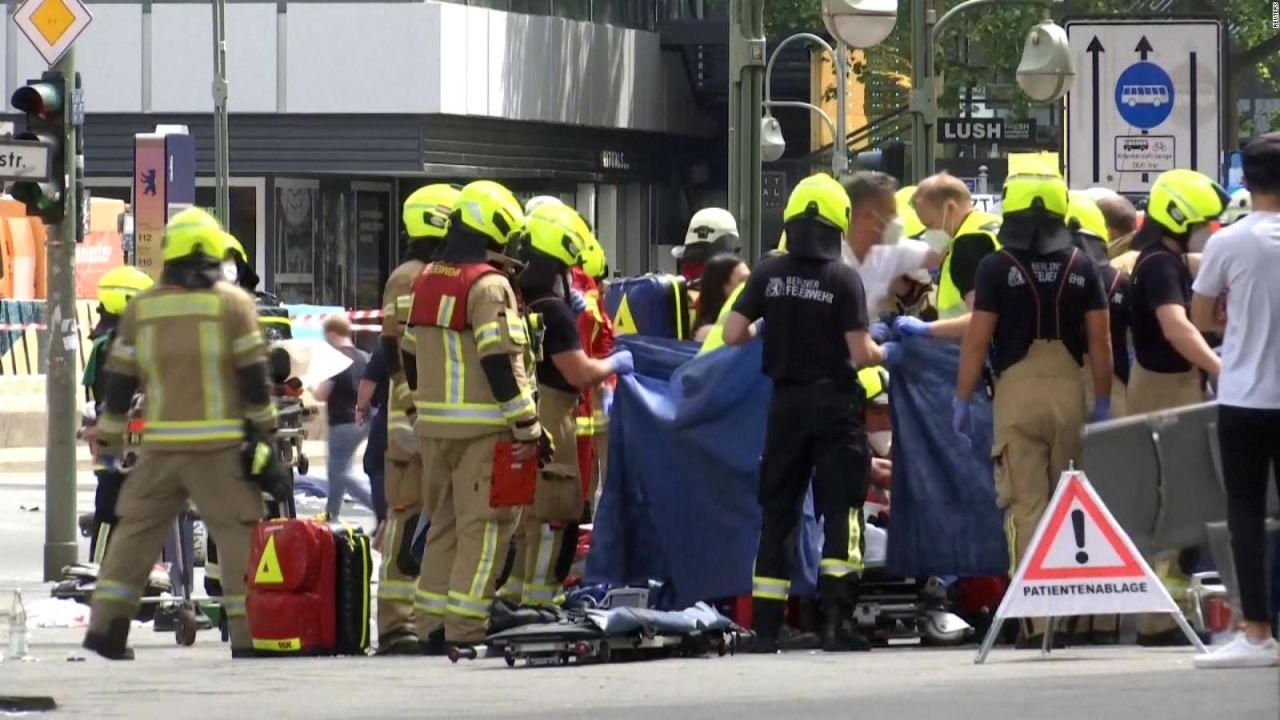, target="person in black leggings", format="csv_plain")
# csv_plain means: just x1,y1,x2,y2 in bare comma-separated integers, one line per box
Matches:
1190,132,1280,669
